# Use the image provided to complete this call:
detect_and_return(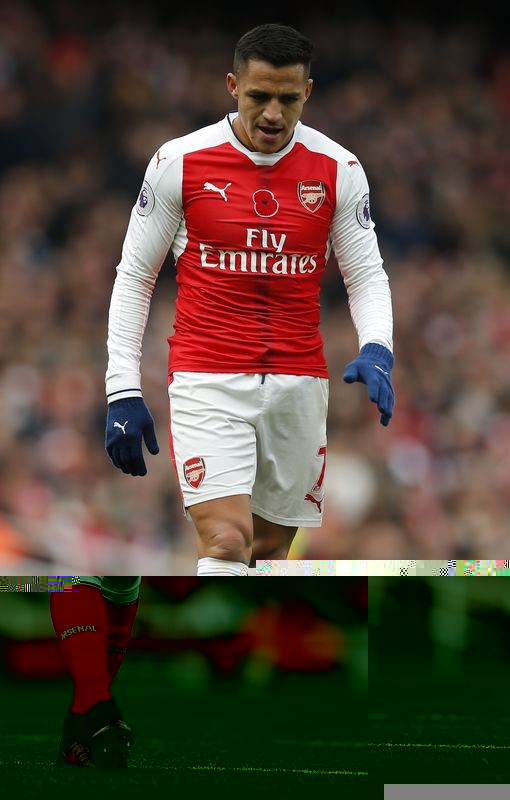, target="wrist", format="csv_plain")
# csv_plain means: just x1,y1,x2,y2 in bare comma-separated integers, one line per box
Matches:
108,396,146,409
107,389,143,404
105,372,142,401
360,342,394,370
